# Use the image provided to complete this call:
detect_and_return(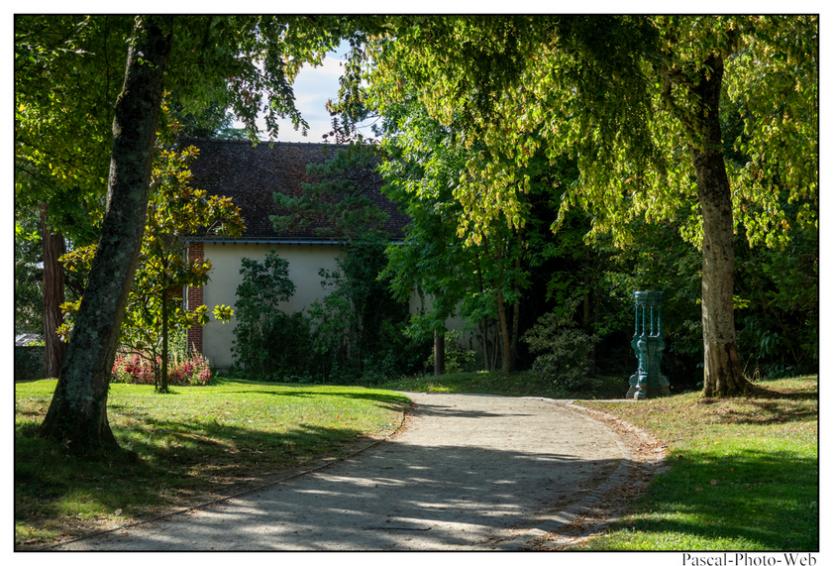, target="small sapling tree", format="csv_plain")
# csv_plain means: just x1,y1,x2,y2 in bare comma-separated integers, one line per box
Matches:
60,146,244,392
